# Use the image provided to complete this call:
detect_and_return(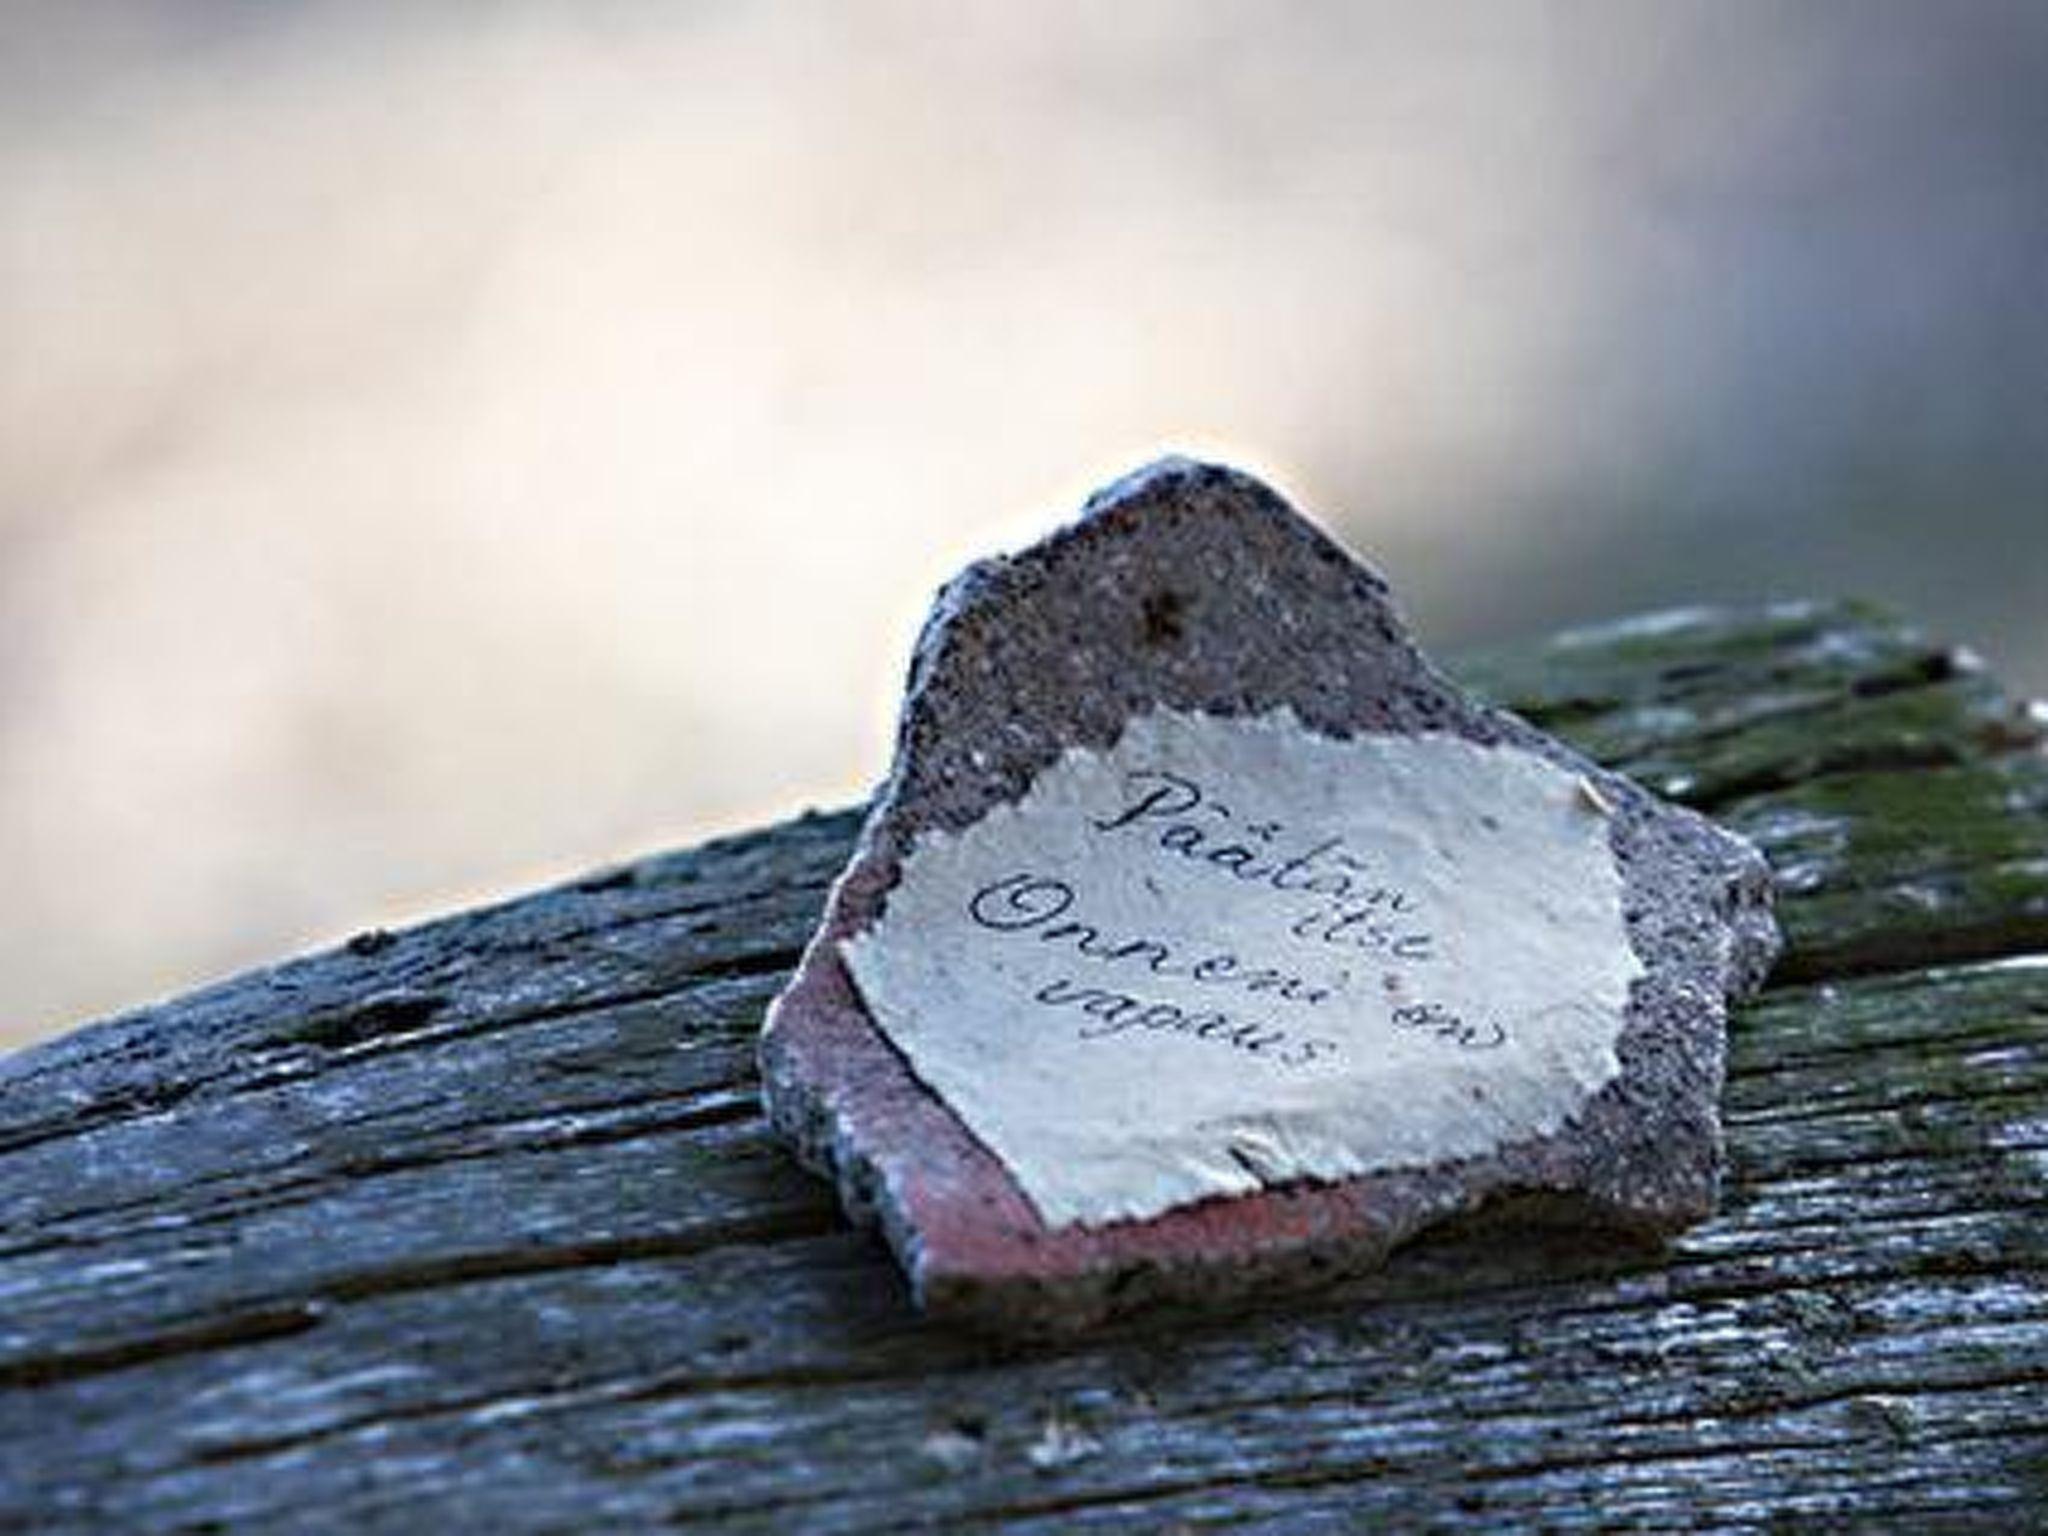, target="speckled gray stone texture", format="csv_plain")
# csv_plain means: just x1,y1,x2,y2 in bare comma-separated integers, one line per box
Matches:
760,457,1780,1334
